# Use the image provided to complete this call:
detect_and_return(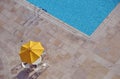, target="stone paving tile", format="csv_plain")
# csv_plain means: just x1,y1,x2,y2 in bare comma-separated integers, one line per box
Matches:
0,19,5,27
71,68,87,79
112,75,120,79
0,75,4,79
0,59,4,71
0,5,4,13
93,33,120,63
80,58,109,79
32,27,41,35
